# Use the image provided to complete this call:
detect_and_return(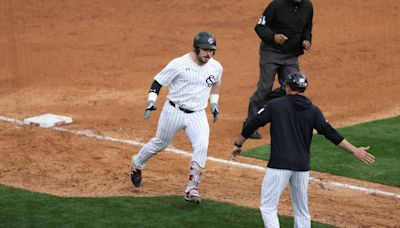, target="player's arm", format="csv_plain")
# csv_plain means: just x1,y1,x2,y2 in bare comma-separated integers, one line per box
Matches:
301,4,313,50
231,104,271,161
314,108,375,165
337,139,375,164
210,82,221,123
144,80,162,119
144,58,179,119
255,2,277,44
